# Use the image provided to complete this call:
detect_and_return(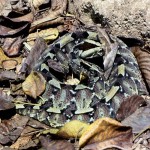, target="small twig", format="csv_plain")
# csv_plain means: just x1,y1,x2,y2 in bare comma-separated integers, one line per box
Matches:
133,126,150,142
